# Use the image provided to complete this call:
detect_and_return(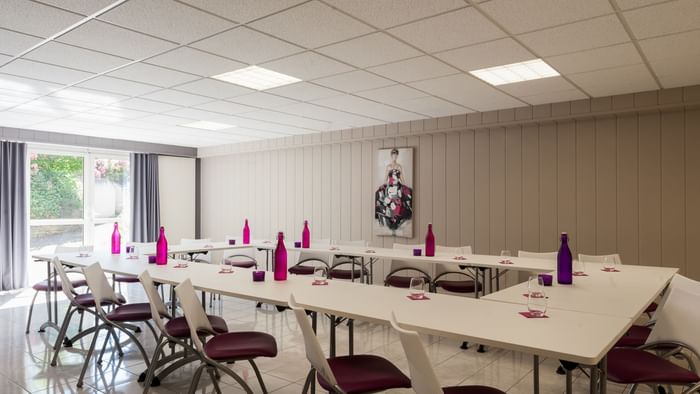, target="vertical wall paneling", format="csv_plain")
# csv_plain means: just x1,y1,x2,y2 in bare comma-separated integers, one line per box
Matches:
685,109,700,278
556,121,577,252
331,144,341,242
303,146,313,230
351,142,362,240
371,139,383,247
340,144,351,241
638,113,662,267
459,131,475,249
312,146,322,237
616,115,639,265
445,132,460,247
539,123,557,251
505,126,523,254
418,135,433,247
595,117,618,254
474,129,490,254
361,141,373,243
660,111,685,272
321,144,332,239
489,128,506,254
576,119,596,255
521,125,540,252
432,133,447,246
